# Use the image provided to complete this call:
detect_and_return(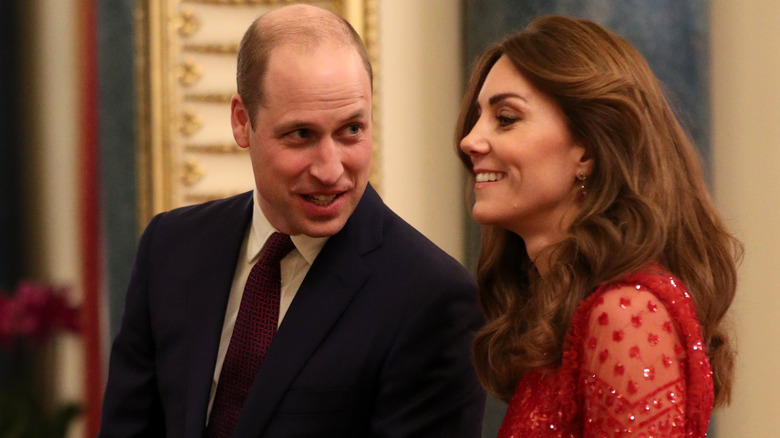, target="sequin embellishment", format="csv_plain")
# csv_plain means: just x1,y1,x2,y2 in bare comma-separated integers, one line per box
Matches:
496,267,713,438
